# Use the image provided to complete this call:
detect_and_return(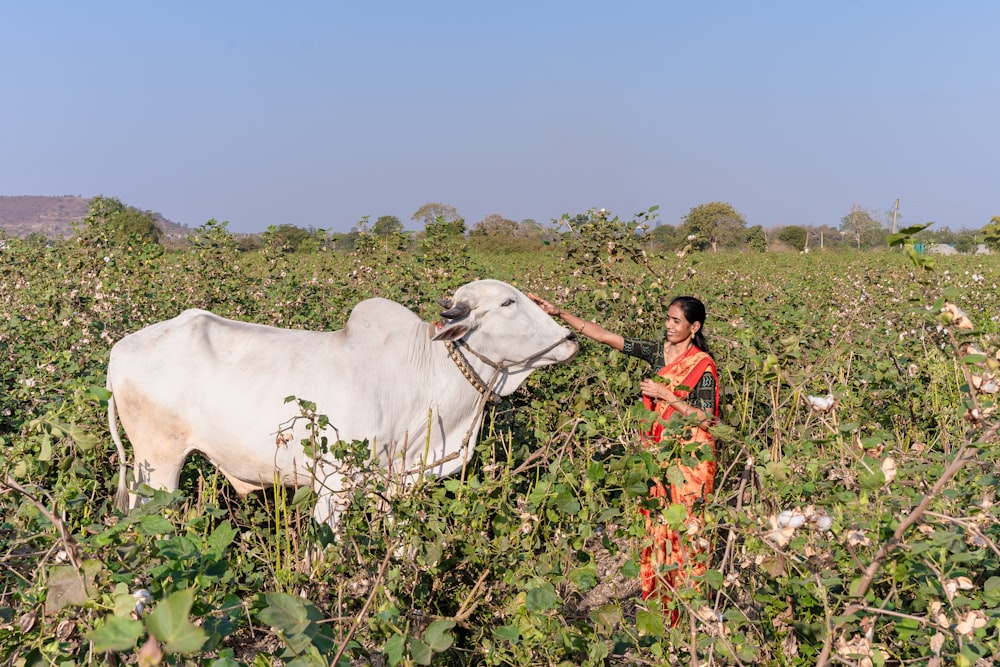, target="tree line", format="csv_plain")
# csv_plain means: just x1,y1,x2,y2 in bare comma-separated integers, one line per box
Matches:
16,196,999,255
